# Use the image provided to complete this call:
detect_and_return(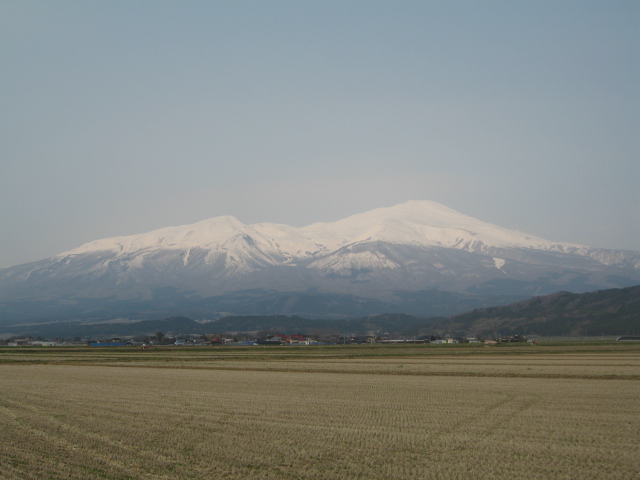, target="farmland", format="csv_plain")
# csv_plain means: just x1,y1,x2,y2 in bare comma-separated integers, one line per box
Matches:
1,343,639,479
